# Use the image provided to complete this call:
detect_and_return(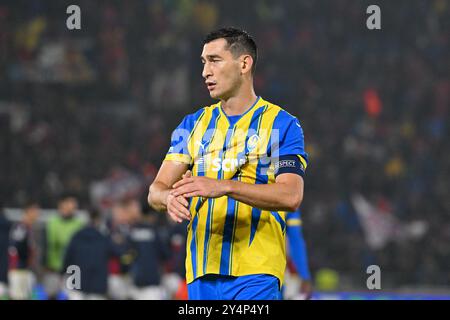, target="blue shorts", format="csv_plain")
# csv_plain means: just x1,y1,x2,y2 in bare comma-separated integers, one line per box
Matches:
187,274,282,300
